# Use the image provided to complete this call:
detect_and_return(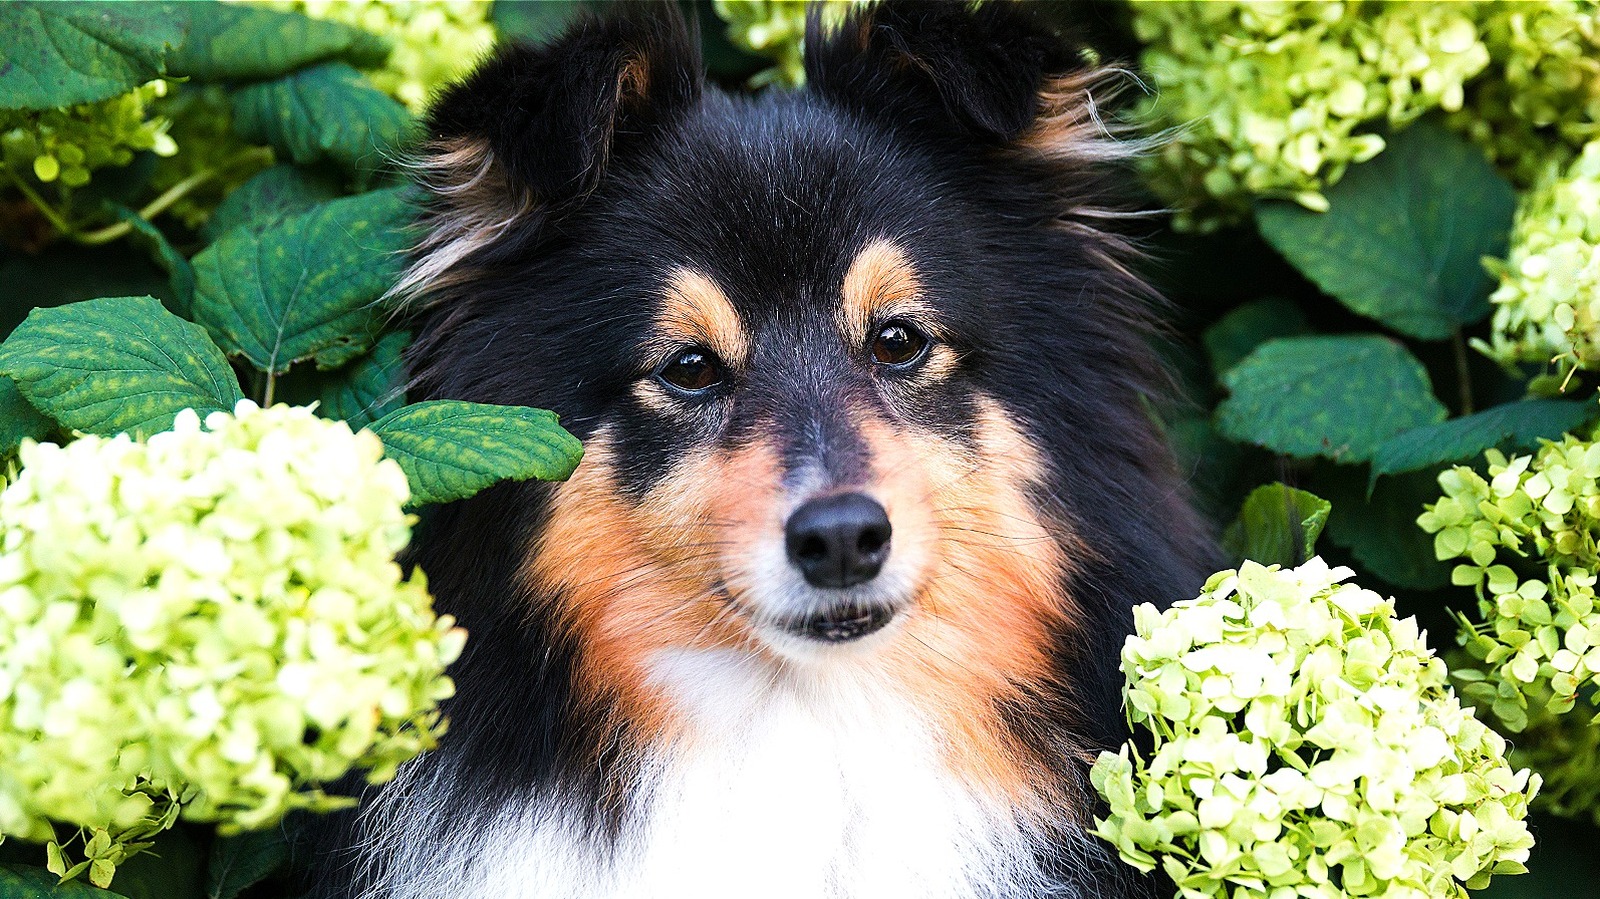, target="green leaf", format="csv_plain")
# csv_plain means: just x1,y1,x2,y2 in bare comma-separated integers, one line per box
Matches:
203,829,288,899
1221,482,1332,568
1202,297,1310,381
368,400,584,507
192,188,411,375
0,376,53,455
0,3,183,109
0,863,129,899
230,62,413,189
0,296,243,438
279,331,409,430
0,241,170,340
165,5,389,82
110,205,195,319
1216,335,1447,463
103,826,203,899
1370,399,1596,483
1257,122,1516,341
490,0,592,43
1318,468,1451,591
199,165,343,244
